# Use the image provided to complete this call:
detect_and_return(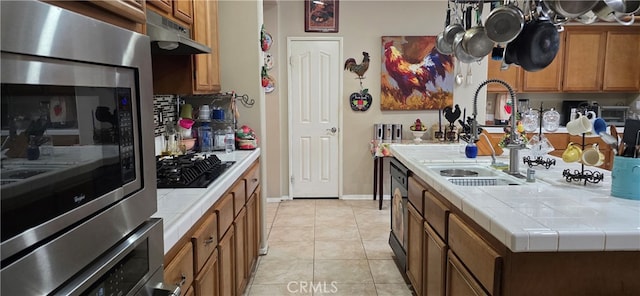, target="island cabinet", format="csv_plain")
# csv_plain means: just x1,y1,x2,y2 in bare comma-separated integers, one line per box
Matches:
406,167,640,296
151,0,221,95
163,158,261,296
43,0,146,33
